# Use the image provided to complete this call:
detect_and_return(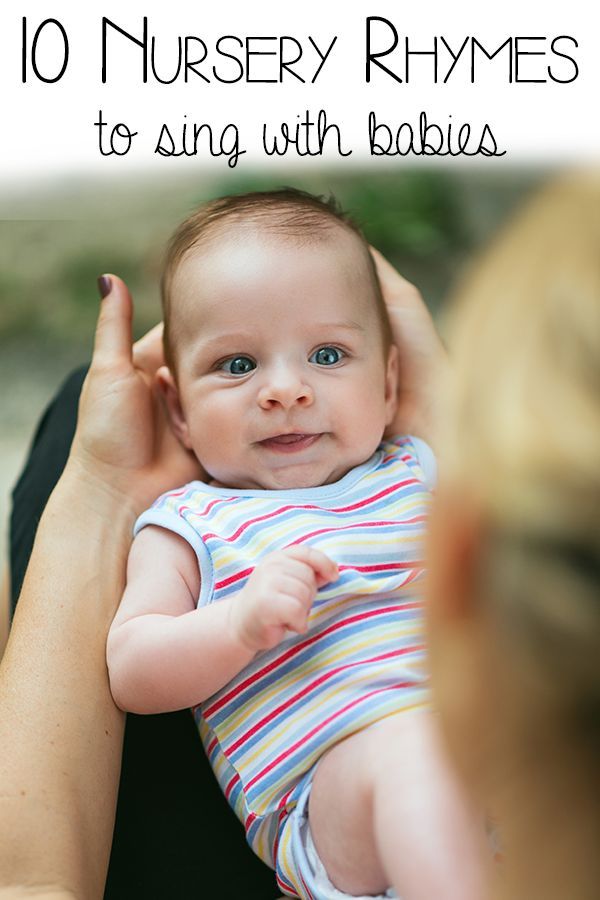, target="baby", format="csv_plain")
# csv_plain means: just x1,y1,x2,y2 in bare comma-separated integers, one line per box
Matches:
107,190,484,899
